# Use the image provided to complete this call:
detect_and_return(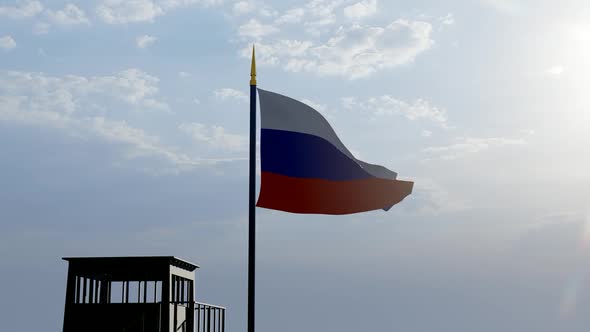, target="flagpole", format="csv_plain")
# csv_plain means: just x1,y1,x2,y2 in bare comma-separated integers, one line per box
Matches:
248,45,257,332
